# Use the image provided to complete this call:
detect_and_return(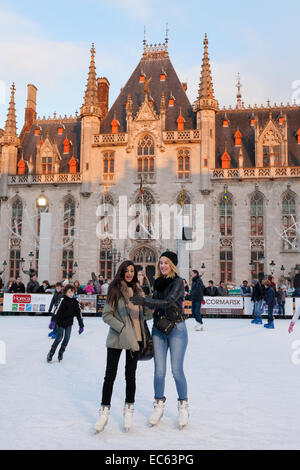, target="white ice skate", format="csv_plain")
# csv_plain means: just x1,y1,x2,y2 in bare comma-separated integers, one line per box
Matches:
123,403,134,432
149,399,165,427
94,405,110,433
178,400,189,430
195,324,204,331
